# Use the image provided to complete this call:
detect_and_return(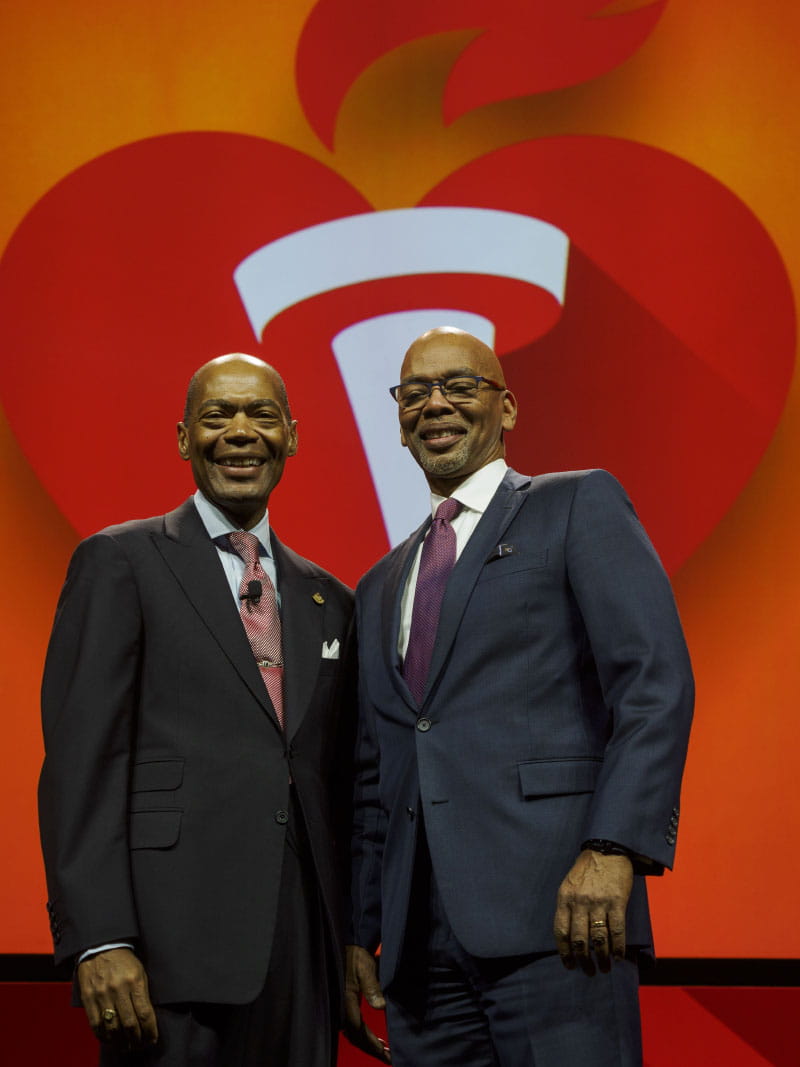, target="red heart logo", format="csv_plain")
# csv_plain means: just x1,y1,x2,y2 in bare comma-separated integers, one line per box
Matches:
0,131,793,582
